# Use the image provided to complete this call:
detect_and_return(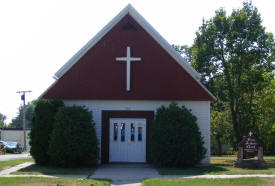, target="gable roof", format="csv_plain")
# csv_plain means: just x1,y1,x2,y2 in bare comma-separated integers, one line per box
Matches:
42,4,216,101
55,4,200,80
